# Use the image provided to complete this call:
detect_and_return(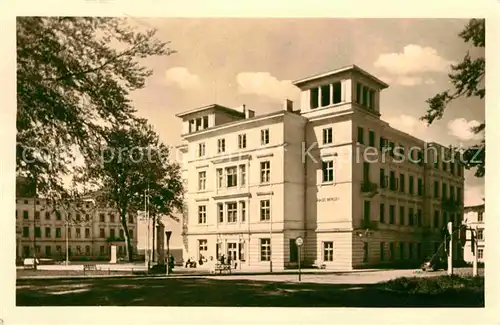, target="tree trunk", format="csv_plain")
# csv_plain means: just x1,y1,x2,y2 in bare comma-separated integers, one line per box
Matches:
121,212,134,262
